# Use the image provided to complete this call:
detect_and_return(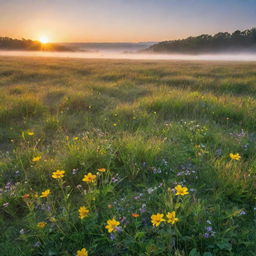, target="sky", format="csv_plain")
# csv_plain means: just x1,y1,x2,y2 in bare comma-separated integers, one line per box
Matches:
0,0,255,43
